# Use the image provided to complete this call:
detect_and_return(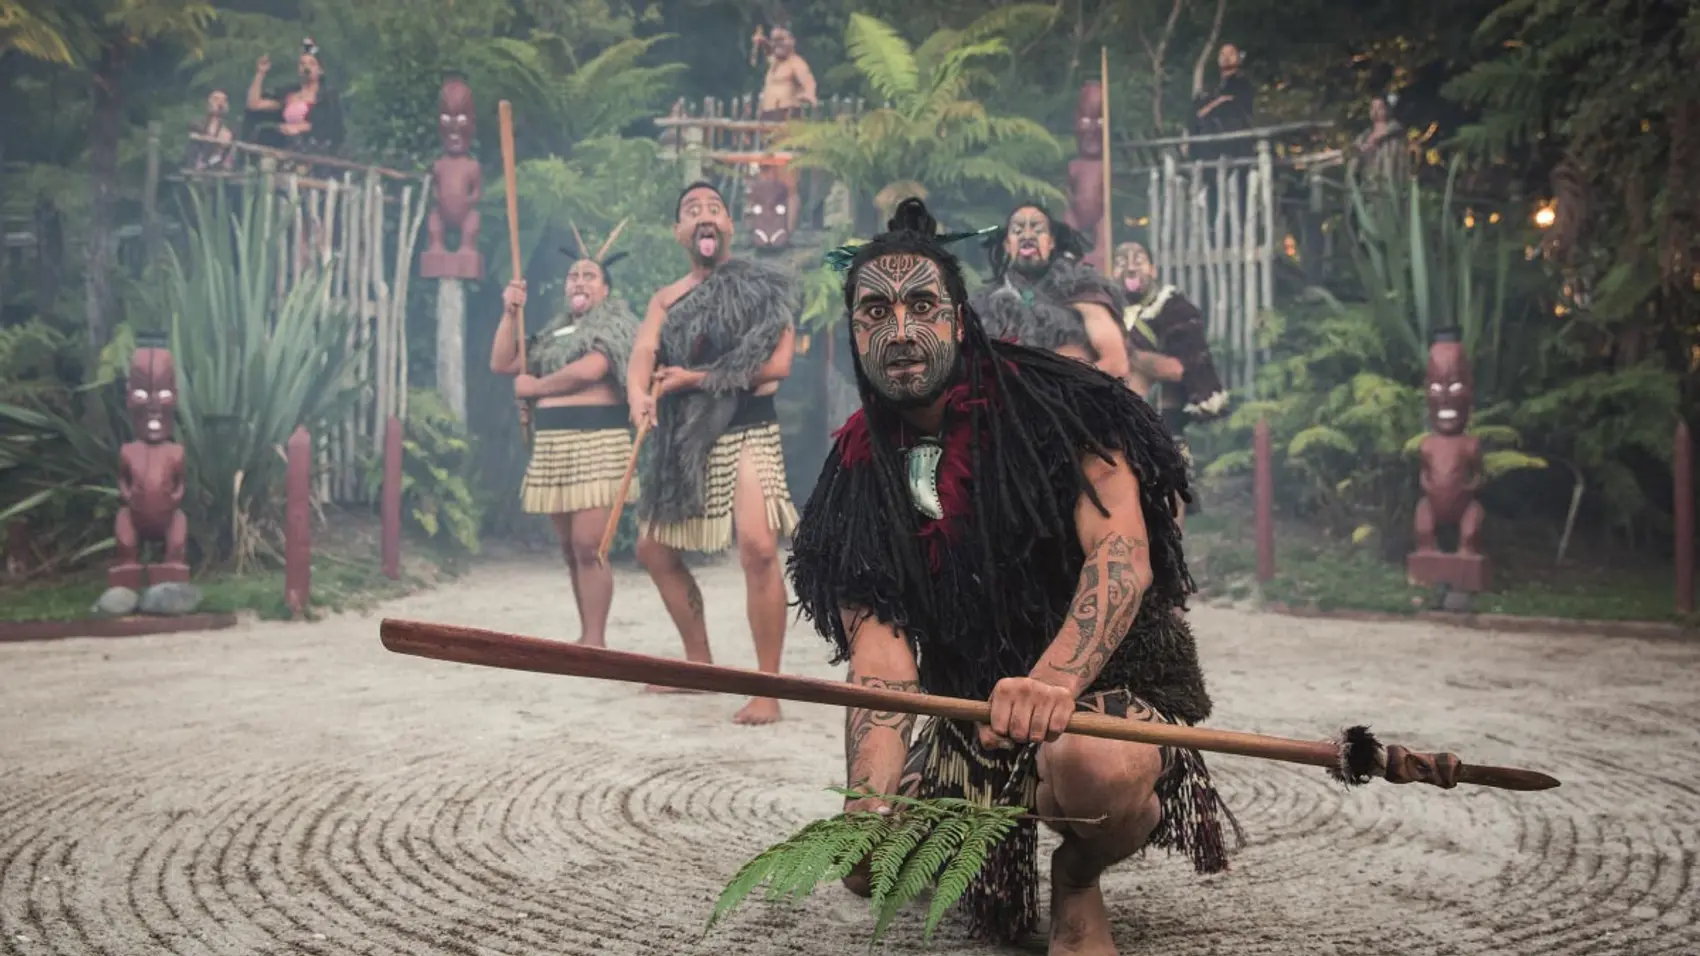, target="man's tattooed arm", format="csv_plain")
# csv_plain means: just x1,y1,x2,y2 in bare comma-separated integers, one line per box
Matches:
1030,452,1156,696
840,610,921,800
845,674,920,793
